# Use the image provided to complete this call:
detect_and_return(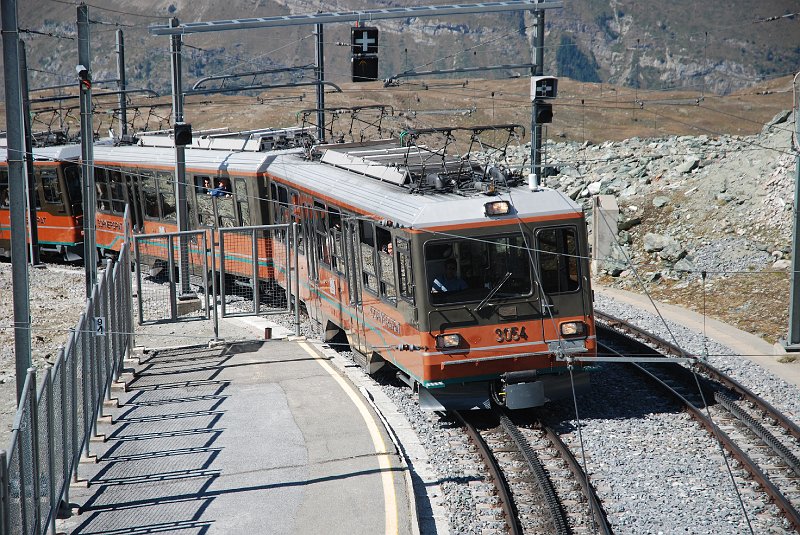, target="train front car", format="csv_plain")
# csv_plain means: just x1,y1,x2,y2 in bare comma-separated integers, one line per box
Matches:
411,187,596,411
273,128,596,411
